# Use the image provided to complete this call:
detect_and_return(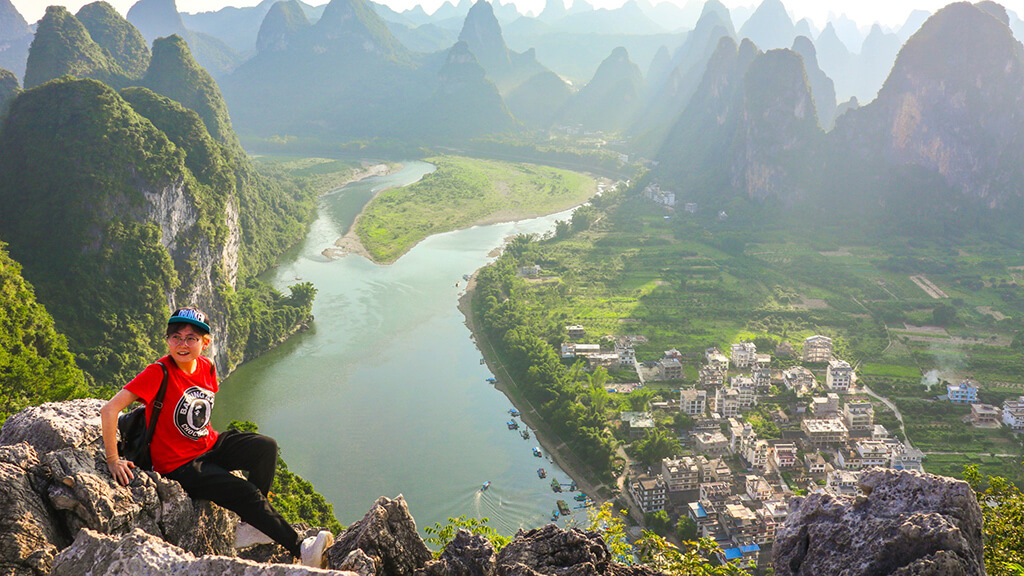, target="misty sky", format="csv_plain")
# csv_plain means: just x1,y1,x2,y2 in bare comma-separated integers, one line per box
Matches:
10,0,1024,30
